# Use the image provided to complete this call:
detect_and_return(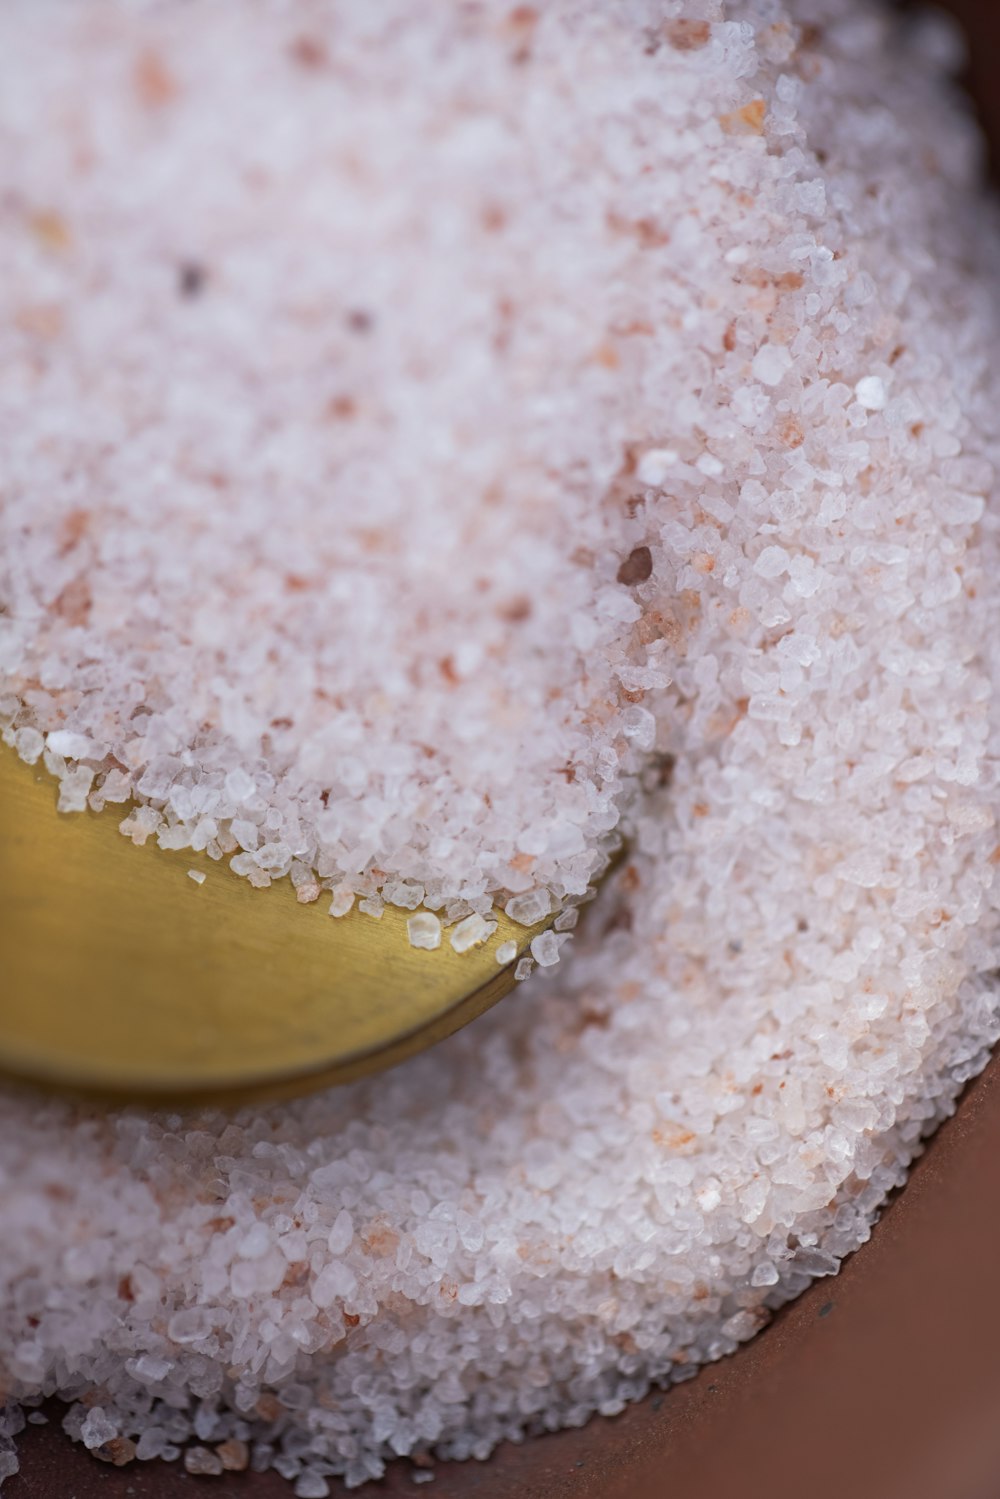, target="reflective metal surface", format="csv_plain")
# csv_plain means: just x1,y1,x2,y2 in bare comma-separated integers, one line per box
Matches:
0,748,547,1104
